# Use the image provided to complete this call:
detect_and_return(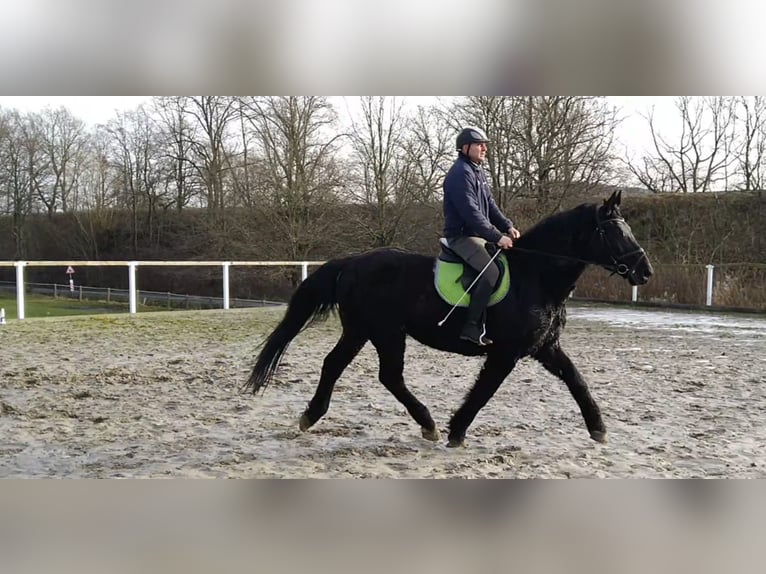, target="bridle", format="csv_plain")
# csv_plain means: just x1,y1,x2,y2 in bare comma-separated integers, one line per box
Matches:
507,206,648,279
594,209,648,278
